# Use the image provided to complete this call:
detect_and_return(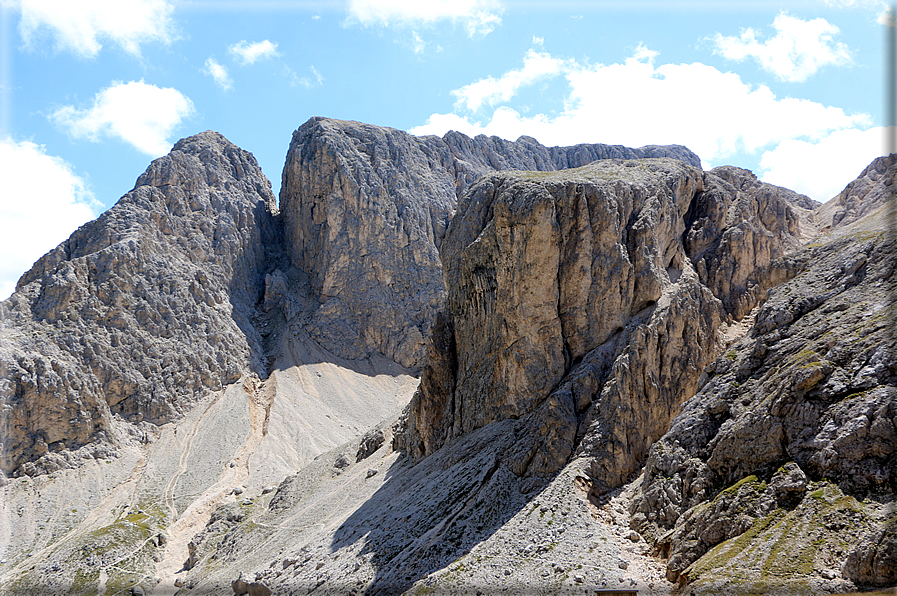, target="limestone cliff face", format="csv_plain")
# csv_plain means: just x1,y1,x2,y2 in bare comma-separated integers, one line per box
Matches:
407,158,807,495
279,117,701,370
630,174,897,589
0,132,278,476
279,119,456,369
